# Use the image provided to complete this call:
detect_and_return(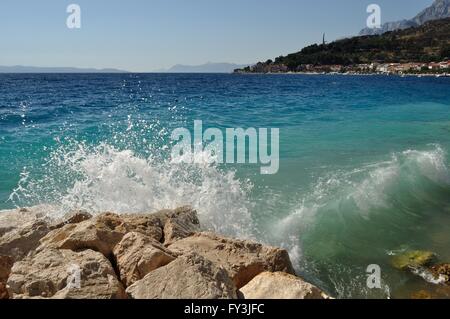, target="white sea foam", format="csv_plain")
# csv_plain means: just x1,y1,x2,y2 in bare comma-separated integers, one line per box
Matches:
411,267,447,285
9,142,255,239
